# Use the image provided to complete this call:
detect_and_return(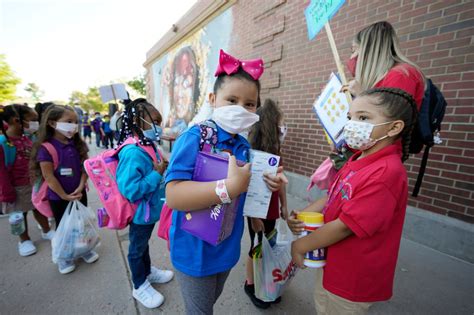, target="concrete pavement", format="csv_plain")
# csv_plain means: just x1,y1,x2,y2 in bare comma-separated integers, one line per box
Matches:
0,142,473,314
